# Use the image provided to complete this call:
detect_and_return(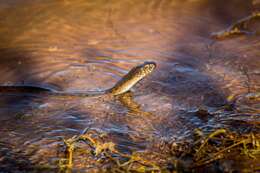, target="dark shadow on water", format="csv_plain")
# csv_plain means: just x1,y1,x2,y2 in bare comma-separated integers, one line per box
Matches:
0,141,35,172
205,0,253,23
0,48,70,171
0,48,56,120
0,141,59,172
